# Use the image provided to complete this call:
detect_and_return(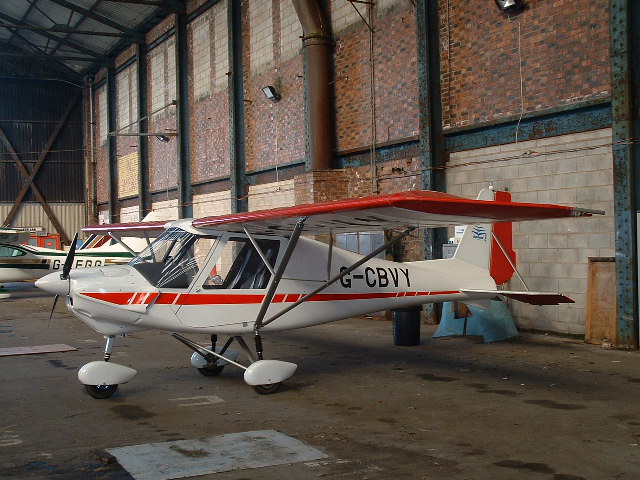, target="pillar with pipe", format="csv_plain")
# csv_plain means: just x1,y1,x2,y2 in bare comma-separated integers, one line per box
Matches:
292,0,334,171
